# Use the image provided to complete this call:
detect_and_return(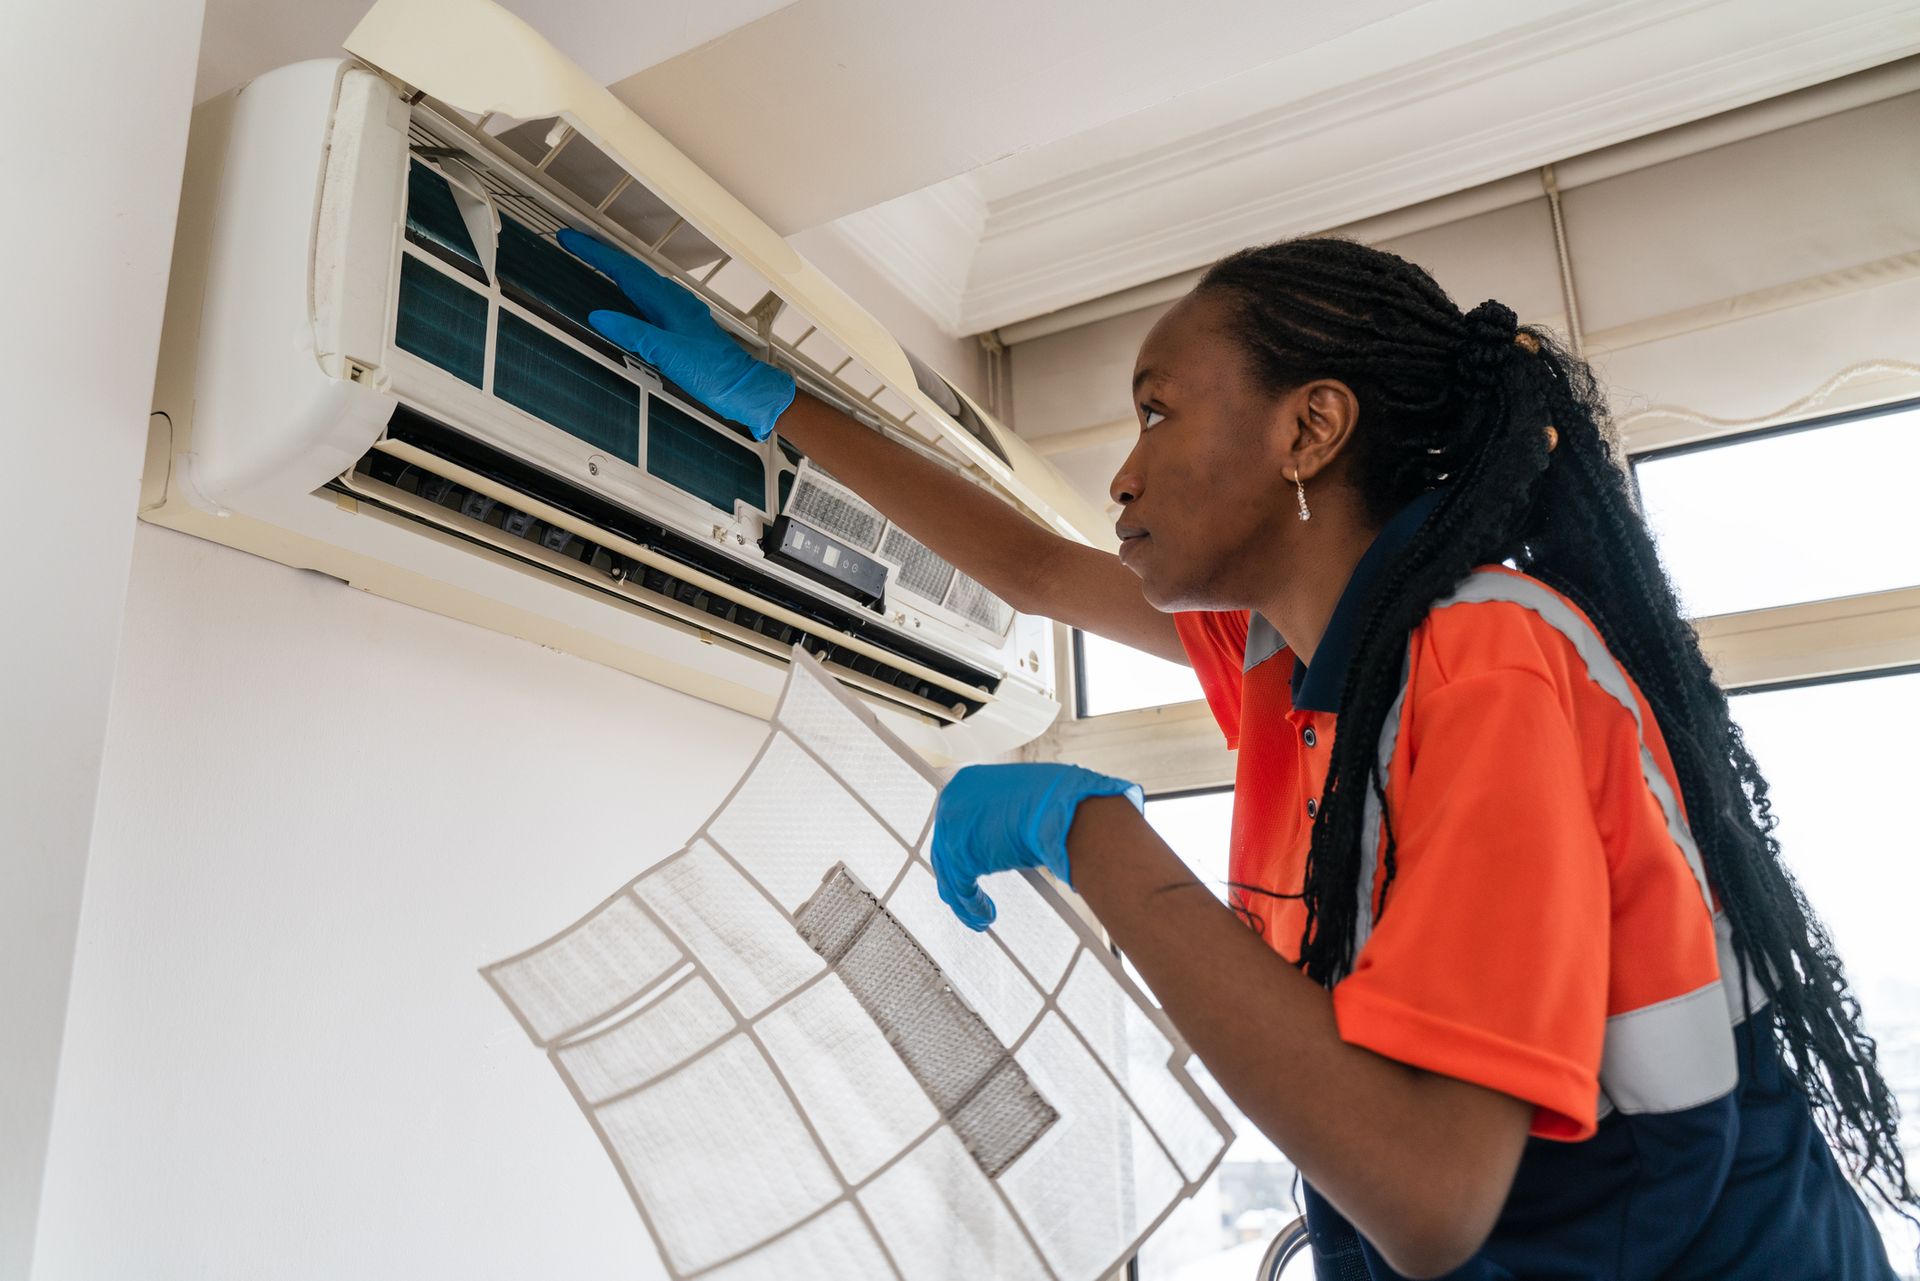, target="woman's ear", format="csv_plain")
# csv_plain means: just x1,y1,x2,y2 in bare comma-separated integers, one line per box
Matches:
1292,379,1360,482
